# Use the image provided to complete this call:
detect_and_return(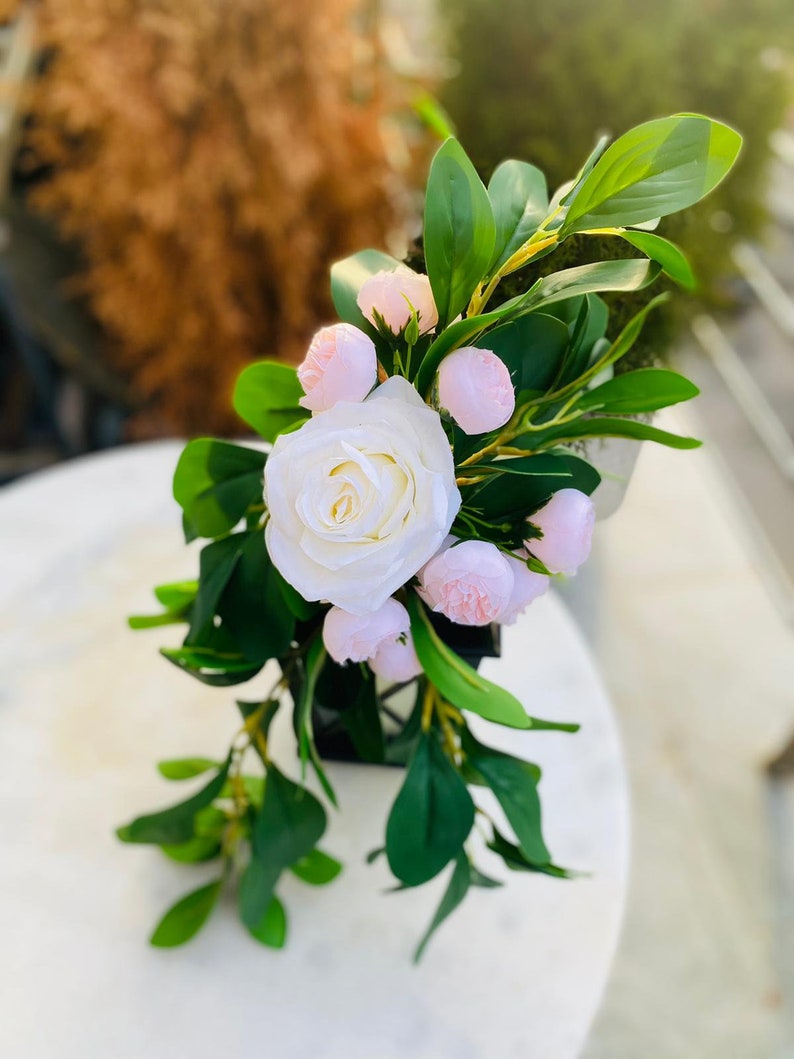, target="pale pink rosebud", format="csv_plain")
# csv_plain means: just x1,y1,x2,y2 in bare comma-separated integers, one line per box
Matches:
368,630,423,682
527,488,595,576
322,598,409,664
497,551,550,625
437,347,515,435
418,539,514,626
298,323,377,413
356,265,439,336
